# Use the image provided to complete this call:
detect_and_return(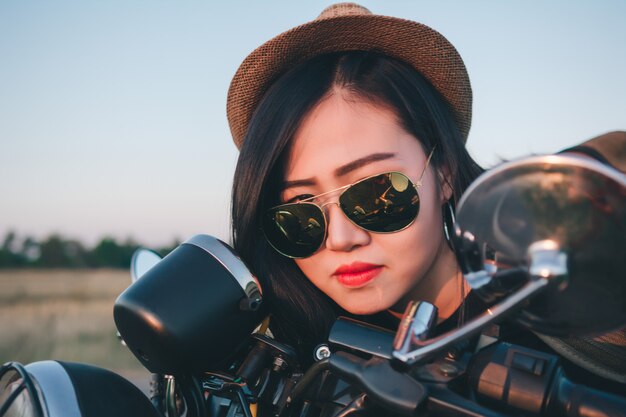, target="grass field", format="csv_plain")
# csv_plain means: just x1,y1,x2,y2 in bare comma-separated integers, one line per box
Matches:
0,269,147,377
